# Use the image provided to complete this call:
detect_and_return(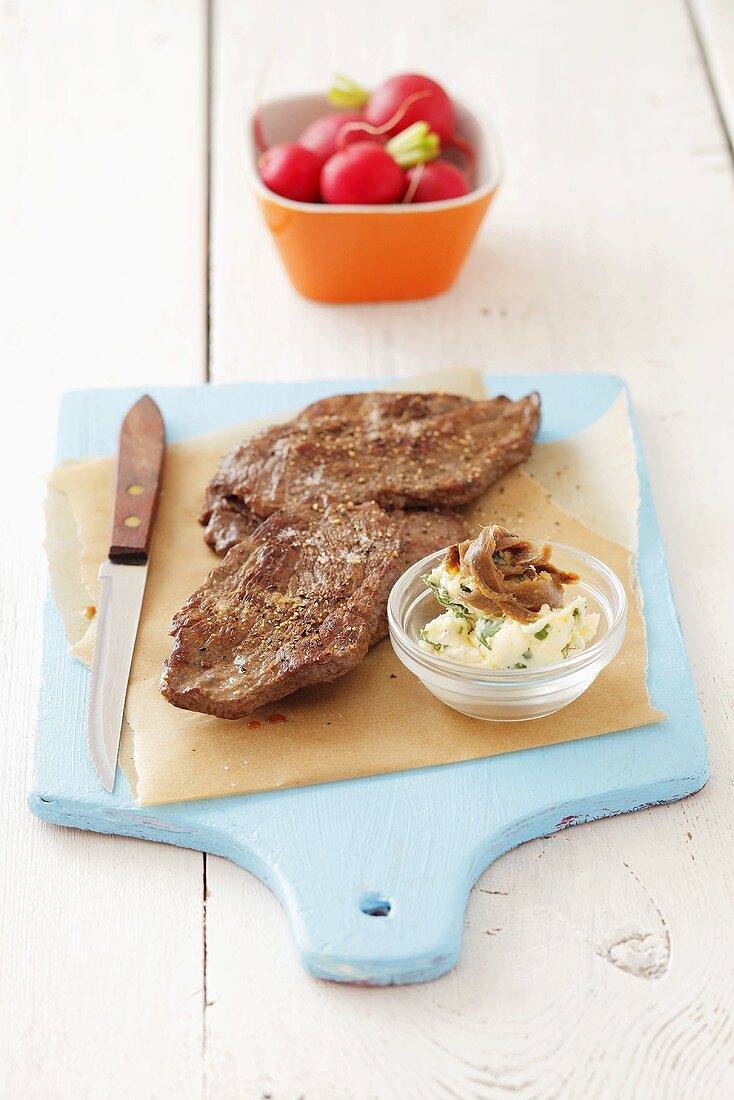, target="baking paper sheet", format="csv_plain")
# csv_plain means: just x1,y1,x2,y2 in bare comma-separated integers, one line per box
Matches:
46,371,663,806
